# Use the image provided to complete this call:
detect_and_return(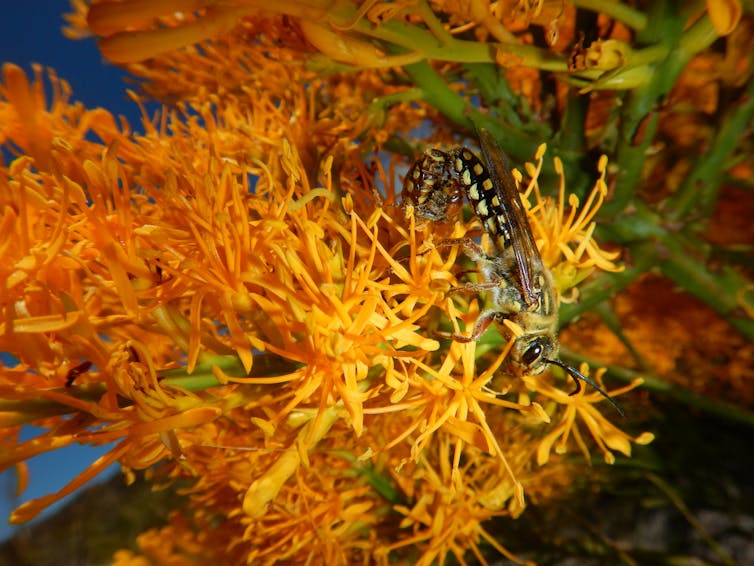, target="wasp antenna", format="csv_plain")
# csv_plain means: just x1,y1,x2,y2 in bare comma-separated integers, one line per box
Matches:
546,359,625,417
